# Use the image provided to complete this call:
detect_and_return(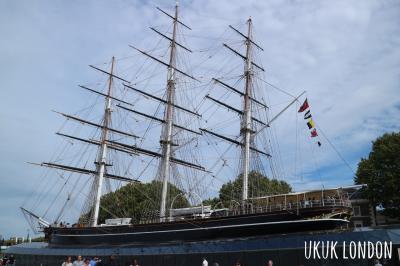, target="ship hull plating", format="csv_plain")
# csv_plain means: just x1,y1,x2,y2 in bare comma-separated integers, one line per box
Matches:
47,206,350,247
